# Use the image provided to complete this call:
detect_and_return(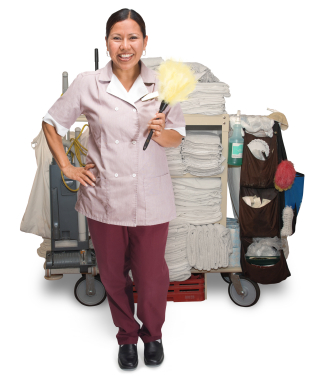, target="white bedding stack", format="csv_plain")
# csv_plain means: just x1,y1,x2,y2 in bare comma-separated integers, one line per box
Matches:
165,219,191,281
187,223,233,271
140,57,233,280
182,132,225,176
